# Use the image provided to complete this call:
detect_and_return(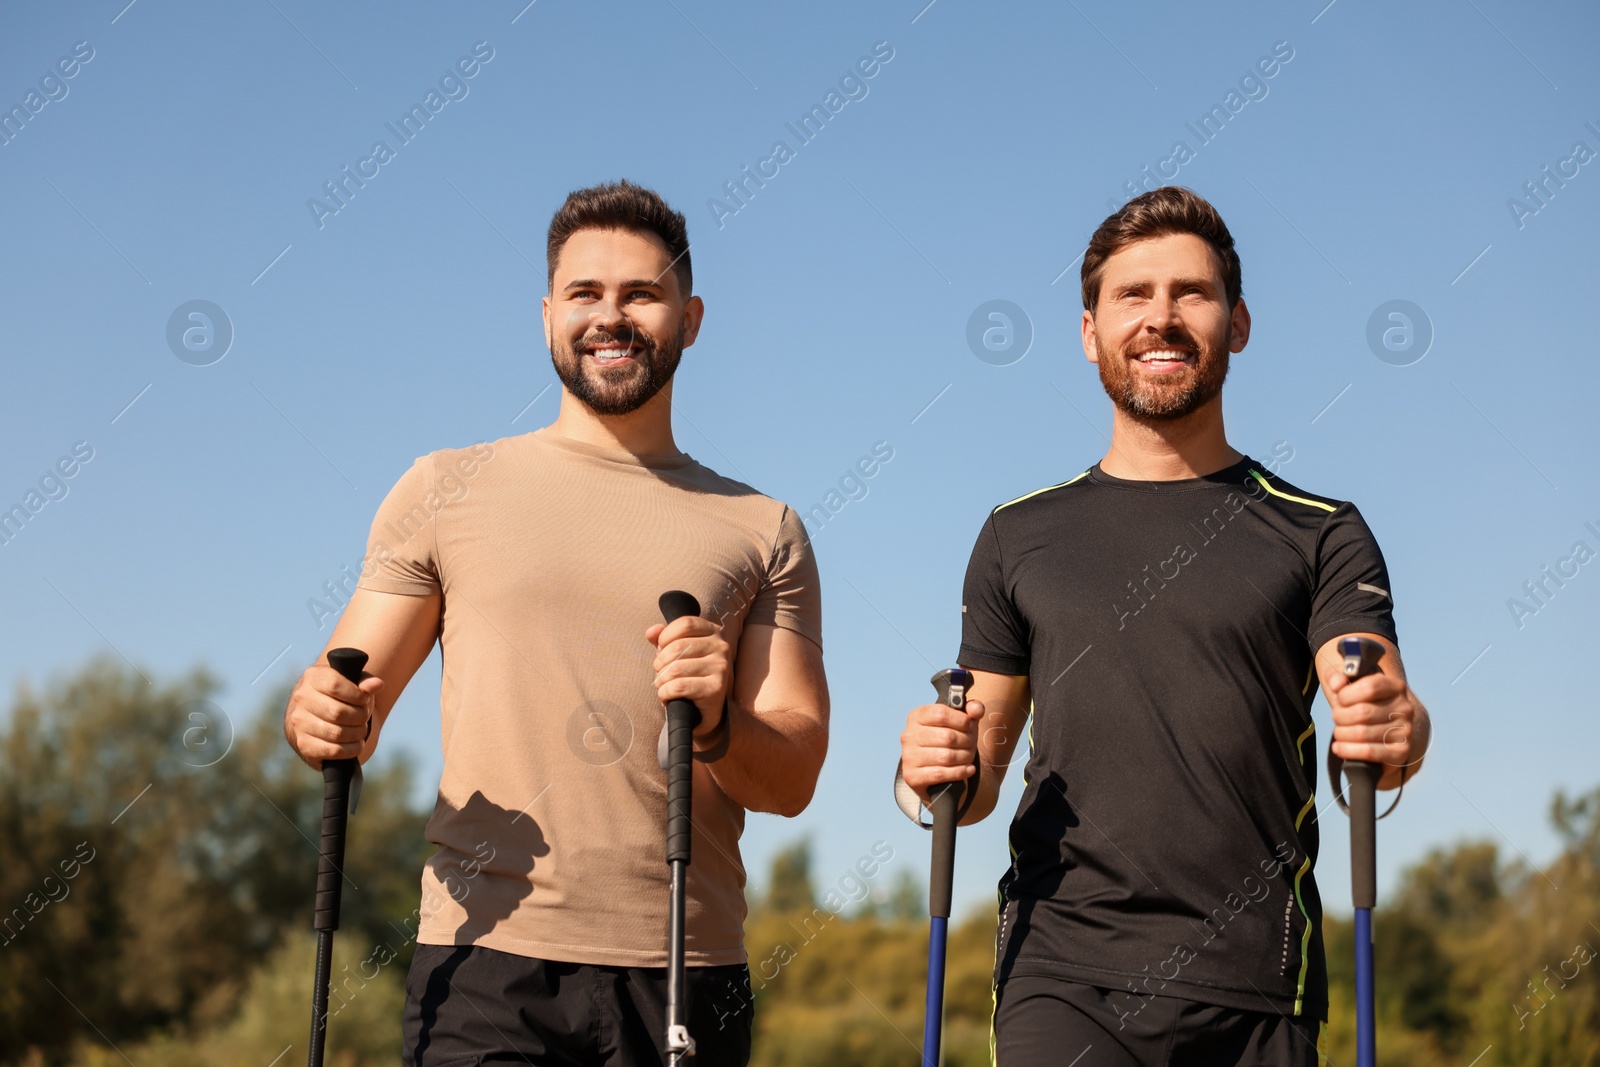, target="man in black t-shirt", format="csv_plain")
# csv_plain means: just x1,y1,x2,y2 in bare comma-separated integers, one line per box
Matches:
899,187,1431,1066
